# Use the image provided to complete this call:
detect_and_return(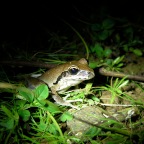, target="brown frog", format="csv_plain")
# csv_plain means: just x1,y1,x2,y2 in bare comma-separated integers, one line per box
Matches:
28,58,95,109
